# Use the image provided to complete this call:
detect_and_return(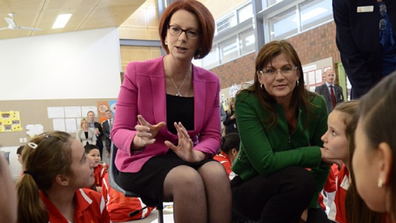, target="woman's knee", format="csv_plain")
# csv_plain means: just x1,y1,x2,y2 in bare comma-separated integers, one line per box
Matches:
283,166,316,196
164,165,205,192
199,161,228,179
